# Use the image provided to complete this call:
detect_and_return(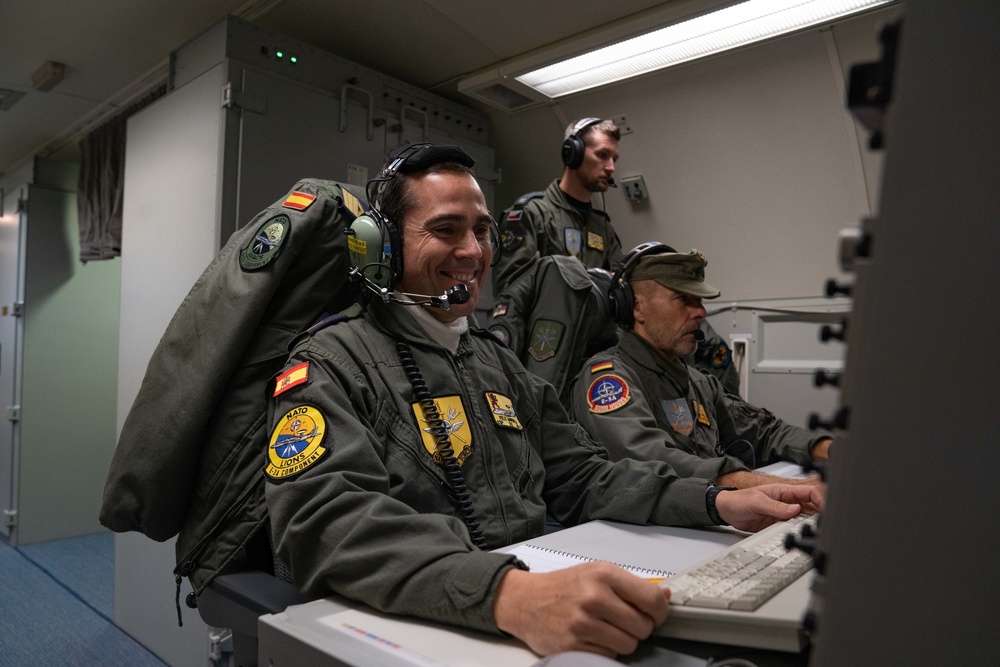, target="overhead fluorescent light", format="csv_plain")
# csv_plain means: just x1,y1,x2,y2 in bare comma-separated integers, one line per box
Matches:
515,0,895,98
